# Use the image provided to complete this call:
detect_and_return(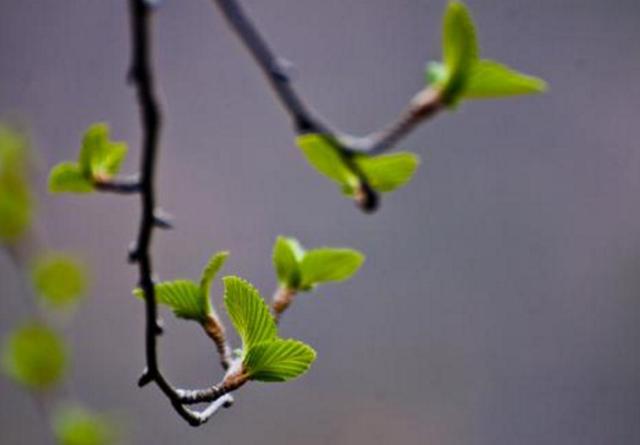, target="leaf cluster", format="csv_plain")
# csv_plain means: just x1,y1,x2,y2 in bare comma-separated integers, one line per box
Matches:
49,123,128,193
224,276,316,382
273,236,365,292
427,1,547,106
297,134,420,202
133,250,317,383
